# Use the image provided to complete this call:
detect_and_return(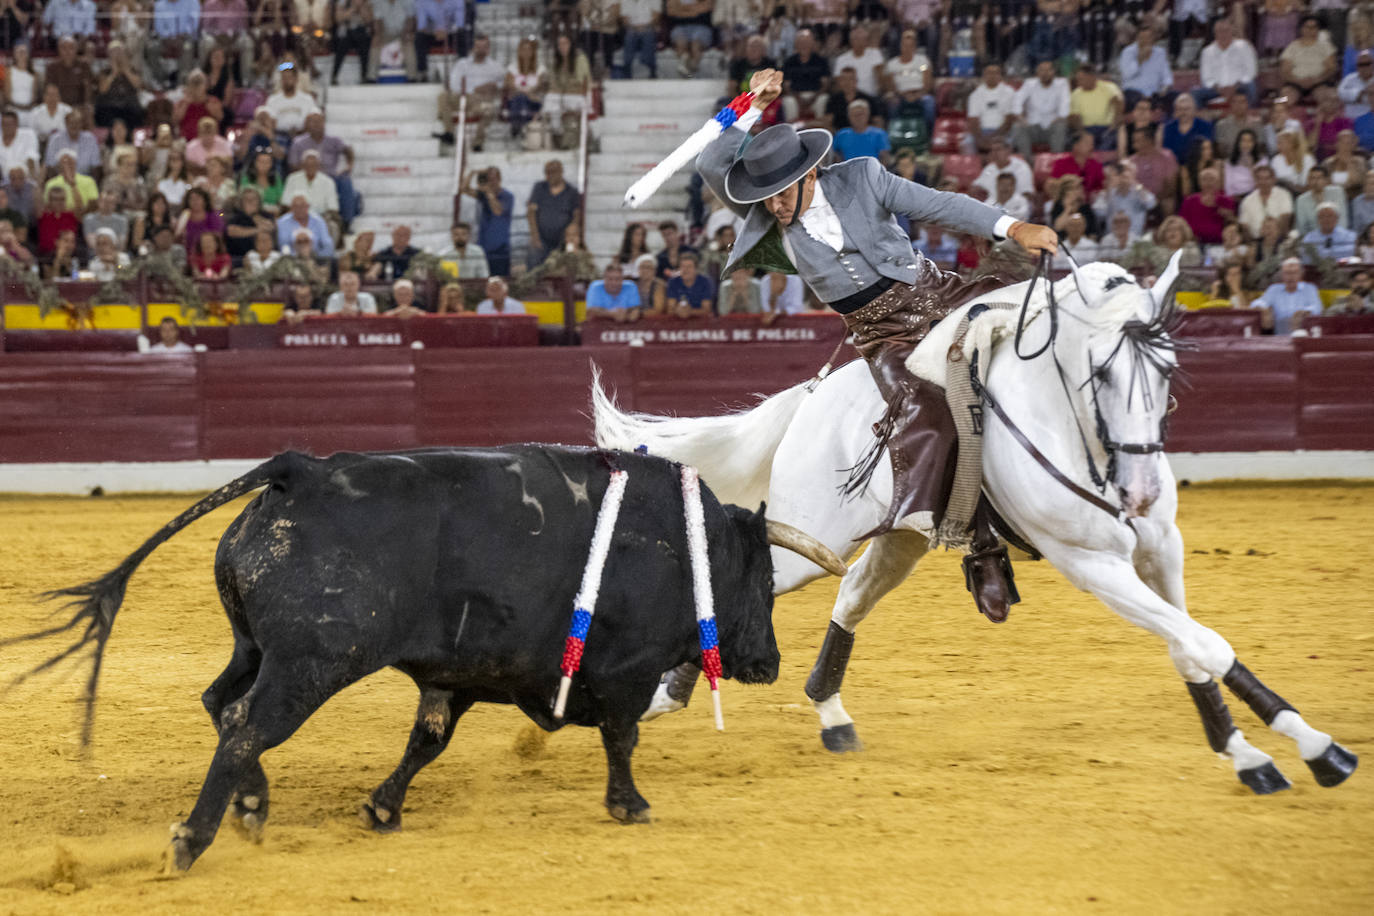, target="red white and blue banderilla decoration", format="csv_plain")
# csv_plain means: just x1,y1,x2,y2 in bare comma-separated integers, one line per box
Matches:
623,92,756,210
680,465,725,730
552,462,726,731
553,468,629,720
